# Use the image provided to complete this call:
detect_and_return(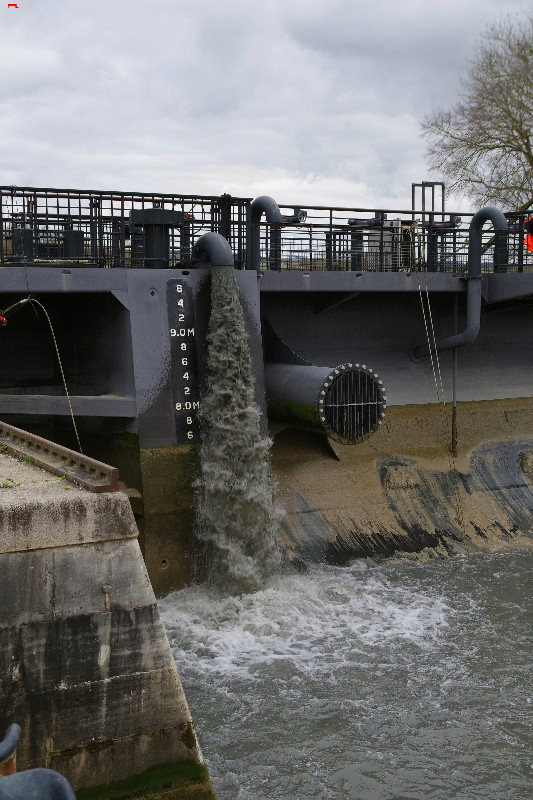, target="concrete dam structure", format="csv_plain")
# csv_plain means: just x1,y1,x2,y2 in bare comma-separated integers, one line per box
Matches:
0,430,215,799
1,183,533,600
